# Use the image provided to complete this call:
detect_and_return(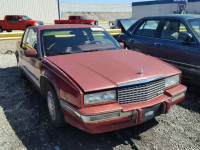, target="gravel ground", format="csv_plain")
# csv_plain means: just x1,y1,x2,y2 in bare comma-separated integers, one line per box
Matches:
0,52,200,150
